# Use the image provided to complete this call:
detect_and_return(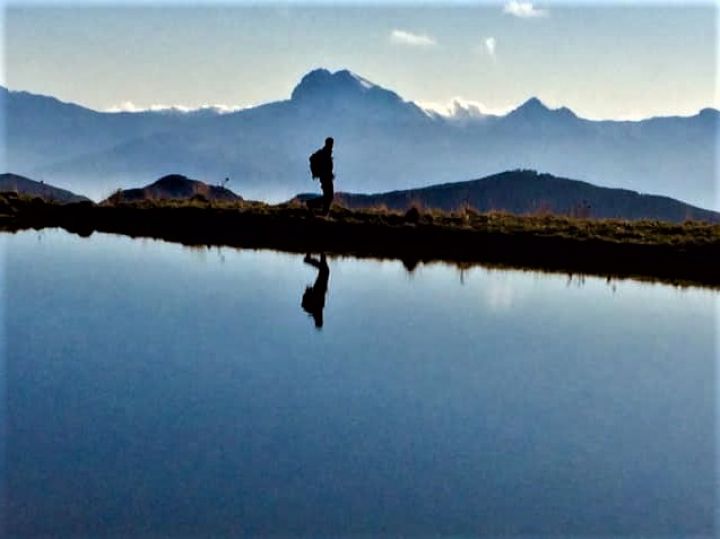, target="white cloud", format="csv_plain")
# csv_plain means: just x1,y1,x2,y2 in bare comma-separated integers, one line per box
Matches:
106,101,144,113
105,101,245,114
503,1,547,18
484,37,497,57
390,29,437,47
418,97,510,120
